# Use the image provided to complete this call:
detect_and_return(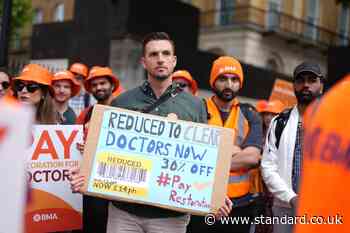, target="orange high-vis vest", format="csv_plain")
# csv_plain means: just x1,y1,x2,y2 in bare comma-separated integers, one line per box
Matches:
294,76,350,233
206,97,251,198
